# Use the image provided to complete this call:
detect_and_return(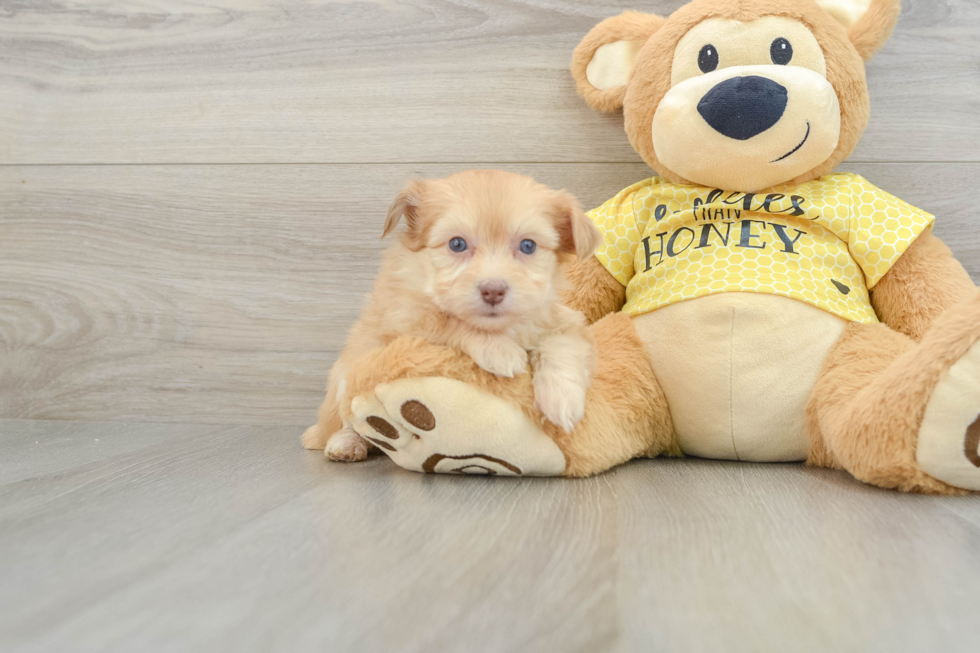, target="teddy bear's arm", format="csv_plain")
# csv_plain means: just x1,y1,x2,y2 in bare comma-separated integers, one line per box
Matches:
871,227,977,341
559,255,627,324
